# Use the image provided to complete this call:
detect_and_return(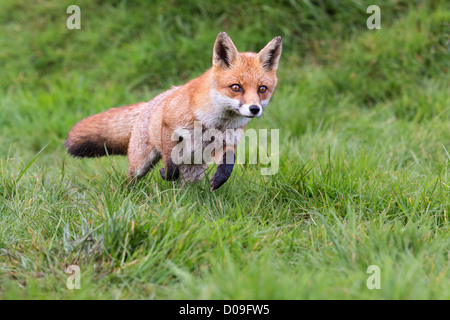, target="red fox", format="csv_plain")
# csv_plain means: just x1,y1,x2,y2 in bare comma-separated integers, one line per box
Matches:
65,32,282,191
